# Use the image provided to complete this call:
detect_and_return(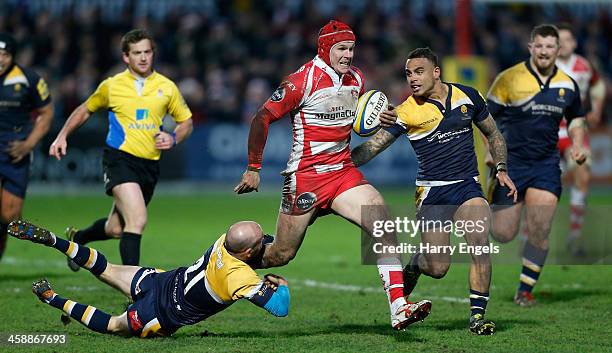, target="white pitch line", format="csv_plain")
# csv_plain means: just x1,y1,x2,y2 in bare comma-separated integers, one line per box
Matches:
2,256,67,268
293,279,469,303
